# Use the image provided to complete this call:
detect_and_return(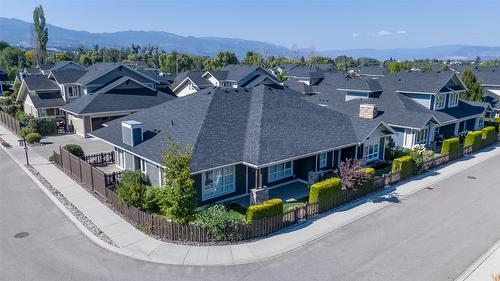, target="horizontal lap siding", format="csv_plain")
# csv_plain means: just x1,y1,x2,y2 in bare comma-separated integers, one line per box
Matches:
196,164,247,205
